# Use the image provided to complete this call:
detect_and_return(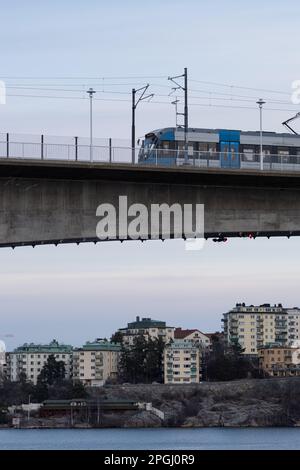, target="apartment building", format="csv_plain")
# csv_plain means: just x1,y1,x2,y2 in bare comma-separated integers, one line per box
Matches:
286,308,300,343
0,340,6,381
118,316,175,346
163,340,201,384
259,343,300,377
223,303,300,356
6,339,73,385
174,328,211,348
72,339,120,387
